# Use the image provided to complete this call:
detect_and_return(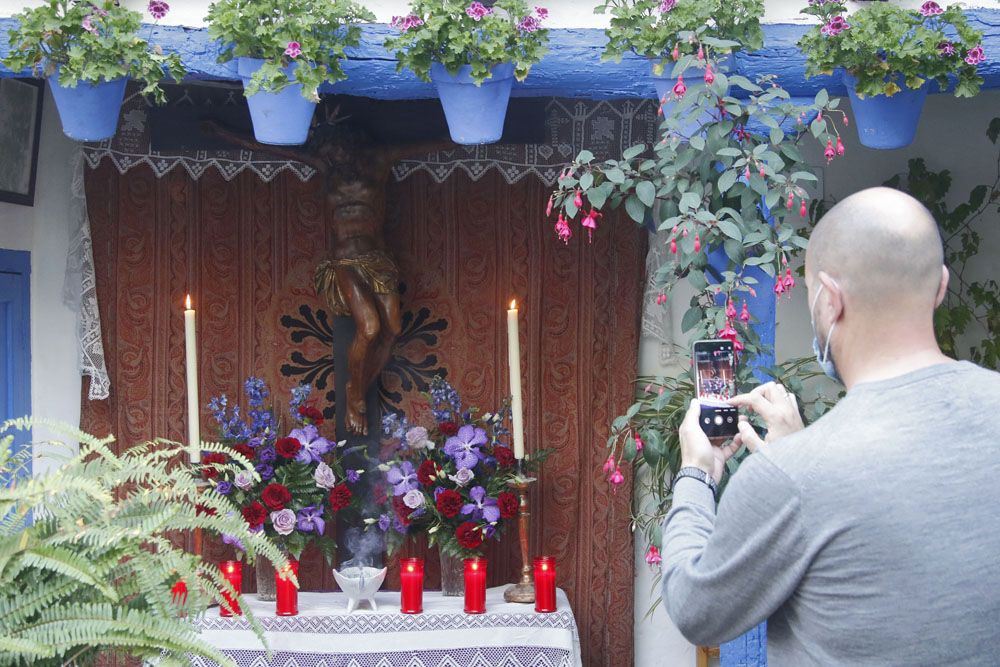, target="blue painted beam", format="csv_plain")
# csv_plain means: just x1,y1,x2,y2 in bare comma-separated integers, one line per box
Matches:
2,12,999,100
